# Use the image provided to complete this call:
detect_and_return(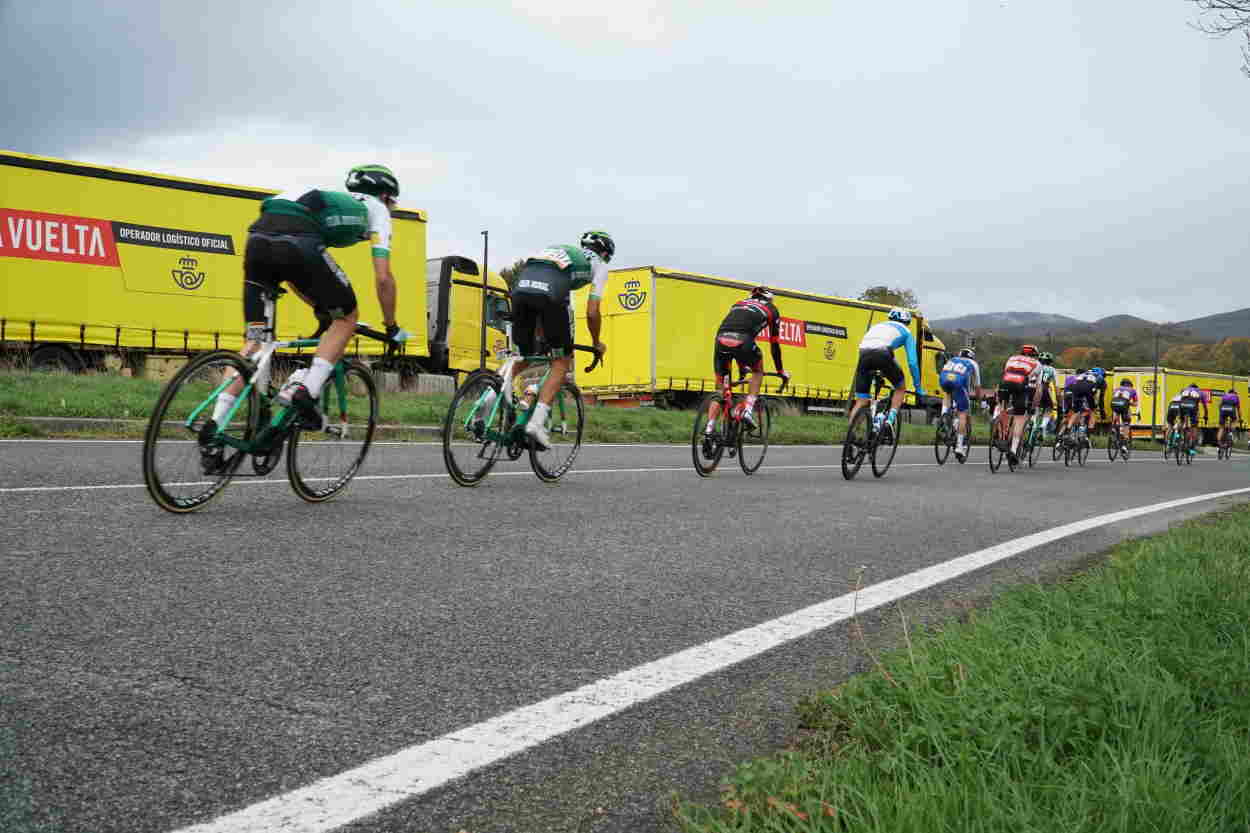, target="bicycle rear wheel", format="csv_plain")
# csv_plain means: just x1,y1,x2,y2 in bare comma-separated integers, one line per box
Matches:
1107,429,1119,462
530,381,585,482
692,393,727,477
988,416,1008,473
1076,438,1090,467
287,361,377,502
841,406,870,480
737,398,771,475
143,350,258,513
871,415,900,478
443,370,506,486
934,414,952,465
